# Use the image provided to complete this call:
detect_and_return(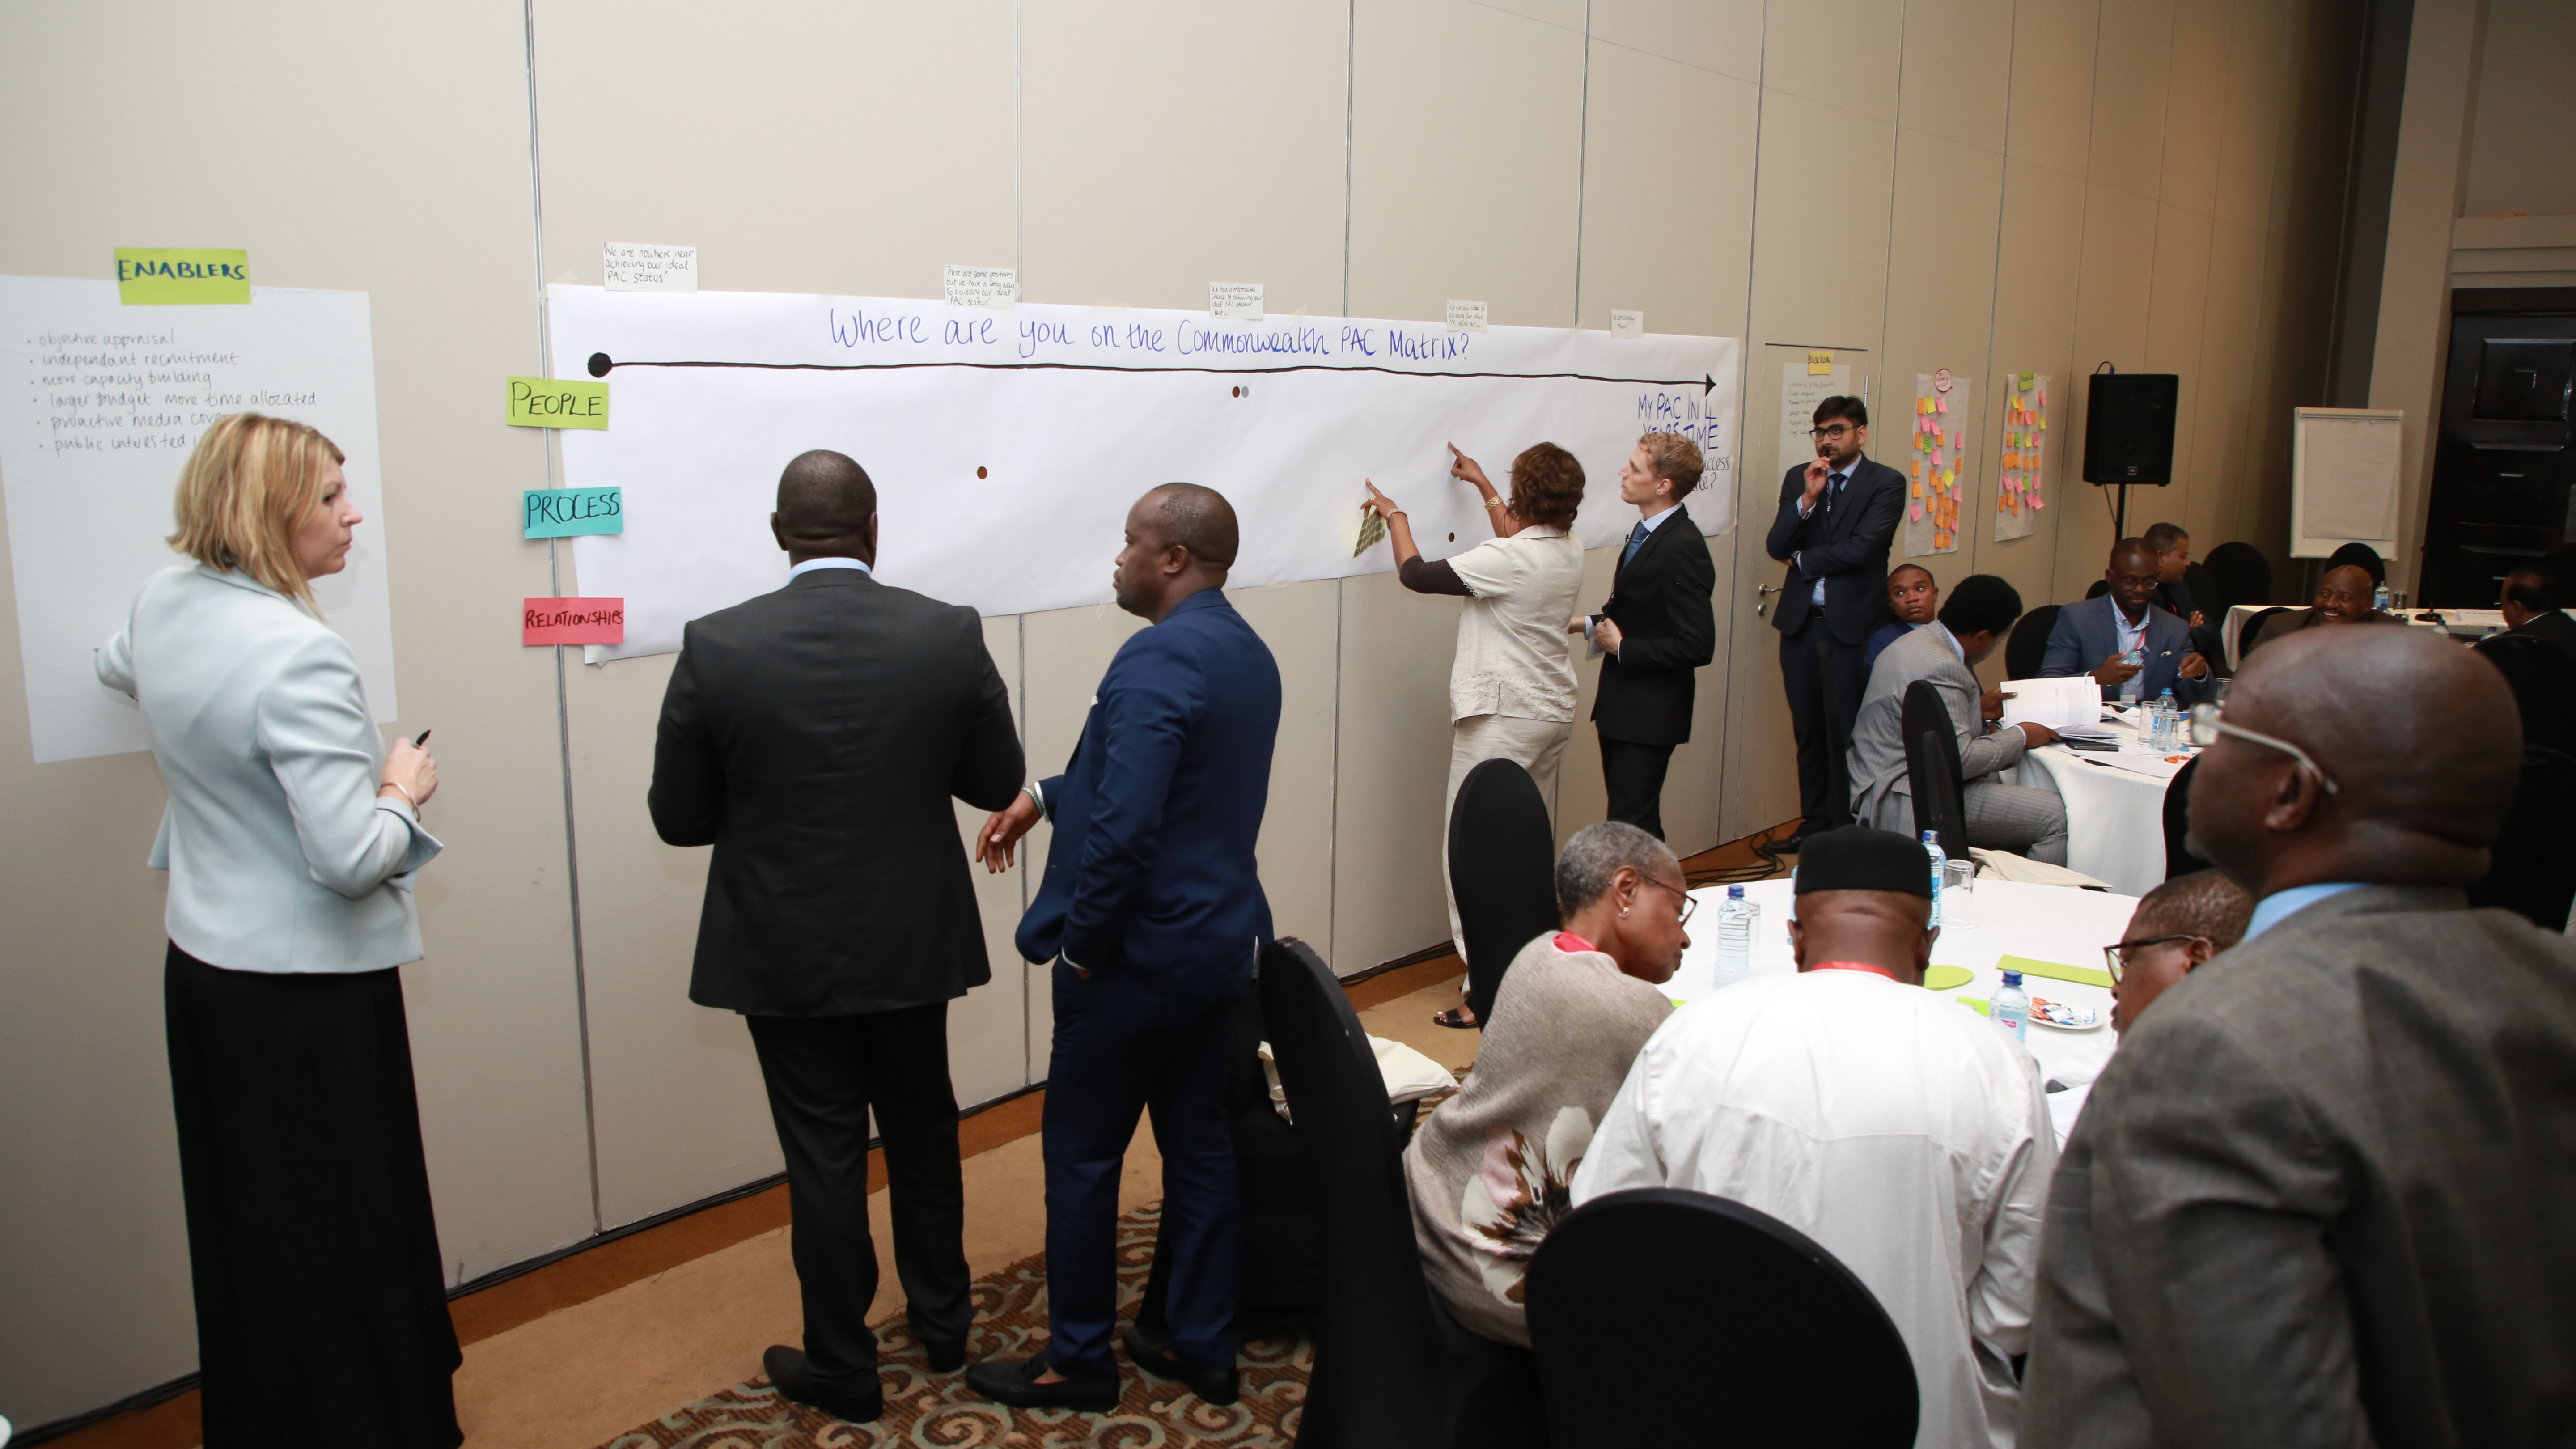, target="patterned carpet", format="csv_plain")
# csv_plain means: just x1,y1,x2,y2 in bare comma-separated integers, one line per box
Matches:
596,1203,1311,1448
